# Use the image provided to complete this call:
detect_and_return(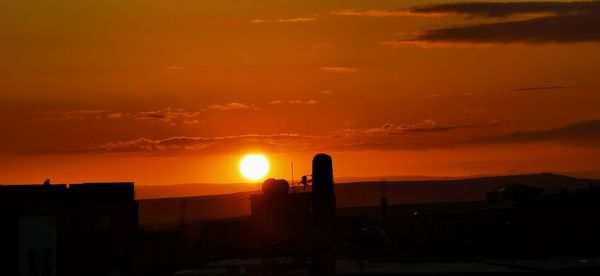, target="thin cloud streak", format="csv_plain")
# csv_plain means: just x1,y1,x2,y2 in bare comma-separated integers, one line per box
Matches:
207,103,257,111
331,9,417,17
36,108,203,125
321,66,358,73
270,100,319,105
250,17,316,23
512,86,575,92
409,1,599,18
